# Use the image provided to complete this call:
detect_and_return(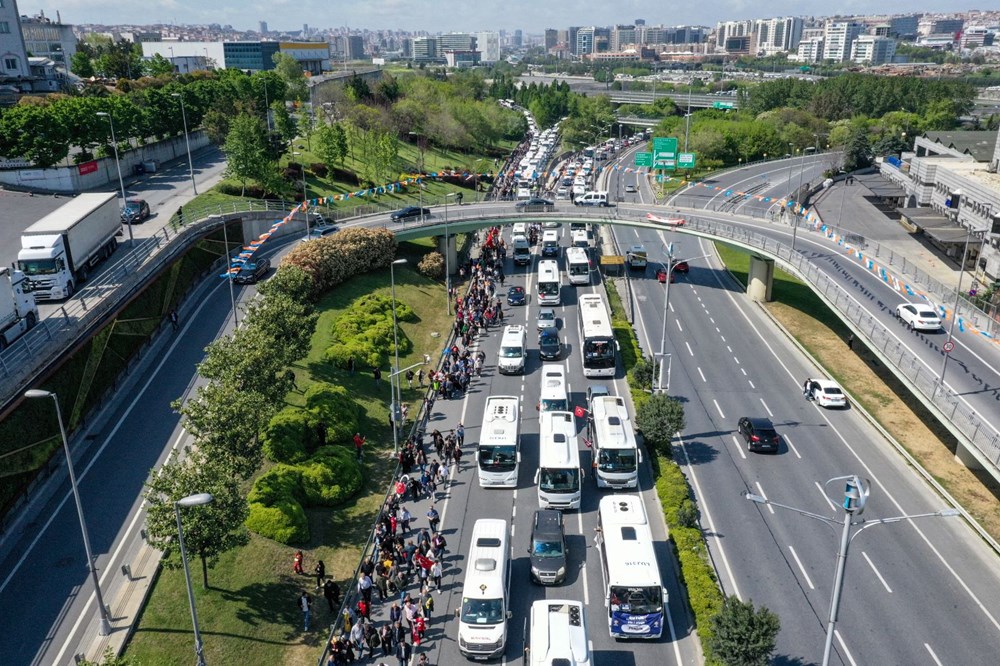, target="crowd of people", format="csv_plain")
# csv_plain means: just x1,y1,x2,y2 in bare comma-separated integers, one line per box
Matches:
486,136,535,201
